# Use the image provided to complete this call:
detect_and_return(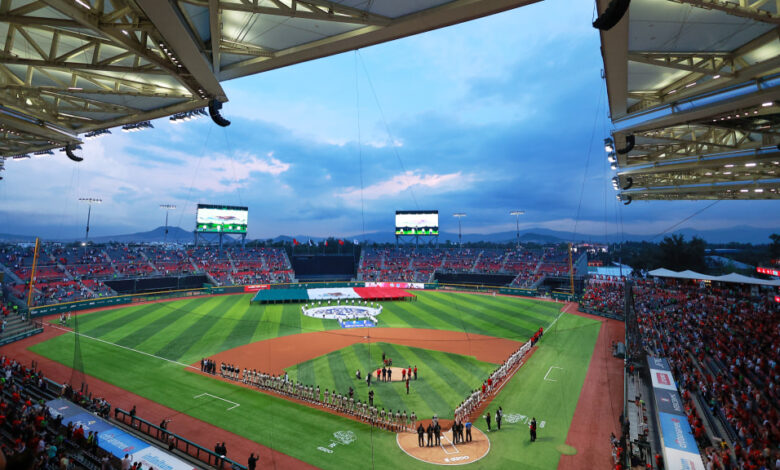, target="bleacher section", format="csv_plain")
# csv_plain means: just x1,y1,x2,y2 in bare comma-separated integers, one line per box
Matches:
0,243,295,306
